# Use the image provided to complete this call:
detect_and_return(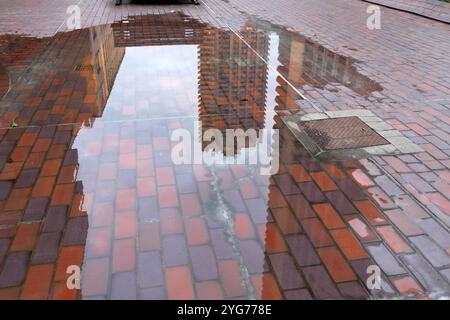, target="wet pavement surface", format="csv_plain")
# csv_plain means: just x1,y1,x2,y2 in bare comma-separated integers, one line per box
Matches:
1,1,450,300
